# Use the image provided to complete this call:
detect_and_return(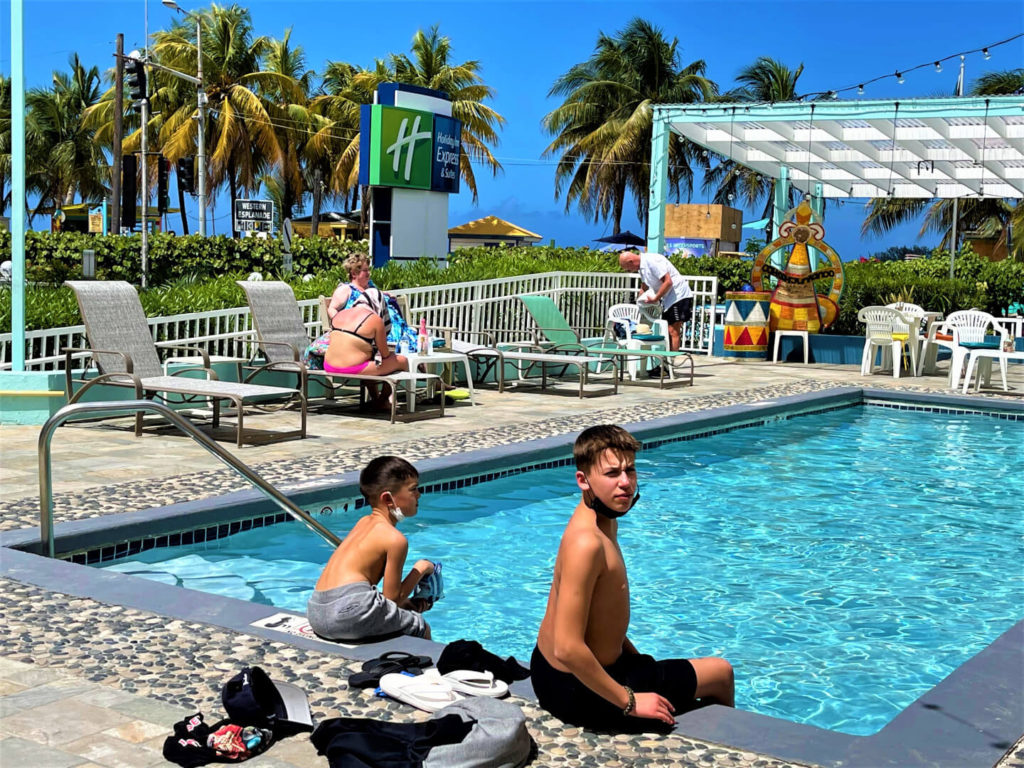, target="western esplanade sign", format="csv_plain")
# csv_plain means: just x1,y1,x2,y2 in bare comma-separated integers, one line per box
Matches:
360,105,462,194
